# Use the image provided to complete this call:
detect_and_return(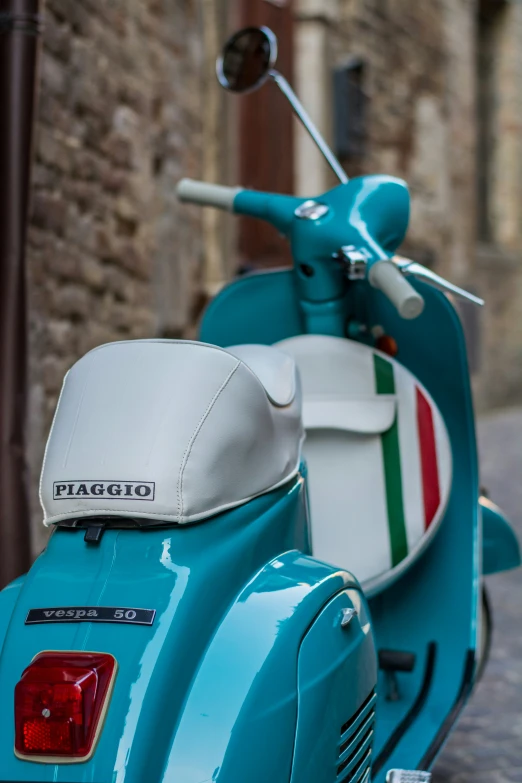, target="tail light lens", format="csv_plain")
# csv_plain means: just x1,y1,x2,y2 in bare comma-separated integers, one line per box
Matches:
14,651,116,761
